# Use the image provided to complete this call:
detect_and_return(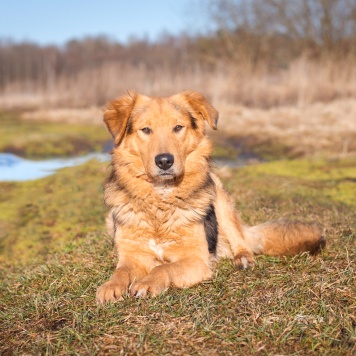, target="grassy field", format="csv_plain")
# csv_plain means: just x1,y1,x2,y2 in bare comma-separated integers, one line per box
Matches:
16,95,356,161
0,111,108,158
215,98,356,160
0,154,355,354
